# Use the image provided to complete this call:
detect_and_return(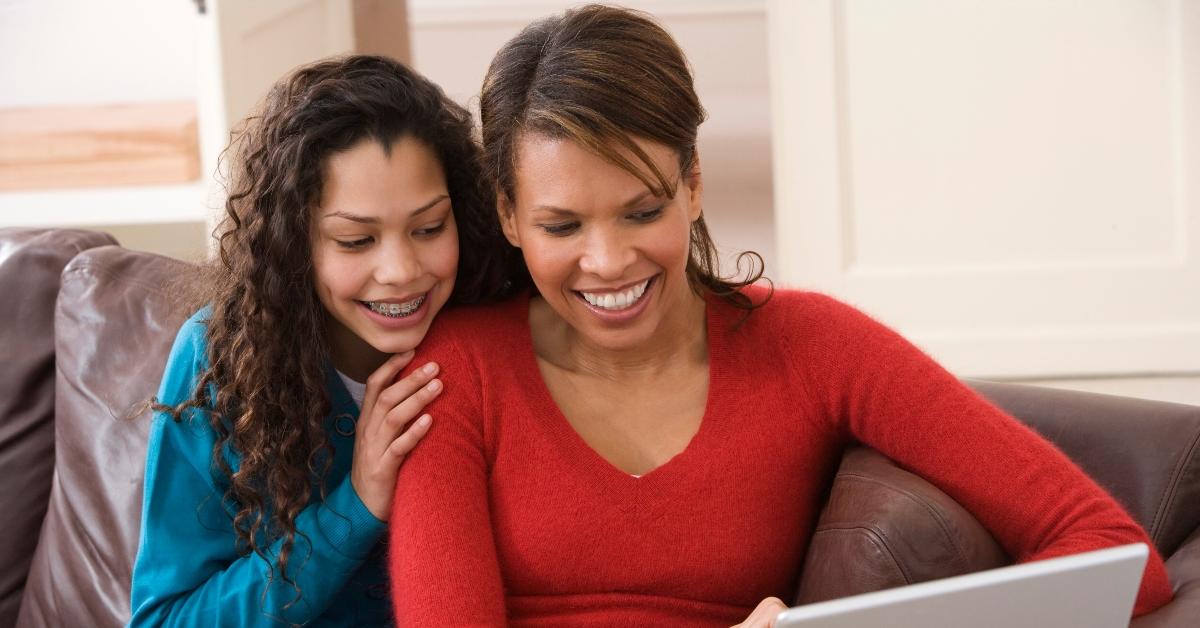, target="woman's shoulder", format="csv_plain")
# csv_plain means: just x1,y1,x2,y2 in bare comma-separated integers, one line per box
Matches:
735,285,870,327
416,295,530,362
